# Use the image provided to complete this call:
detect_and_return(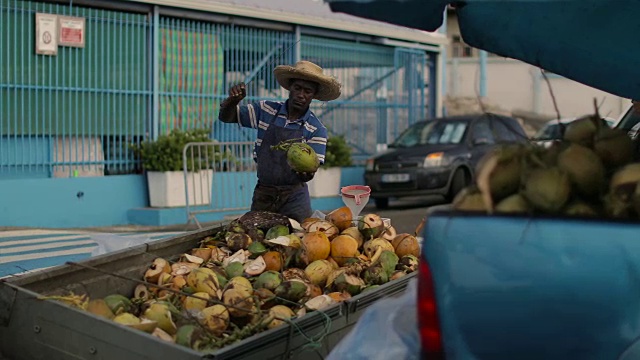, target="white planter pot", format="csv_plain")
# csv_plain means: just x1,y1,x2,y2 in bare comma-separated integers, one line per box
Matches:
307,167,341,198
147,170,213,208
